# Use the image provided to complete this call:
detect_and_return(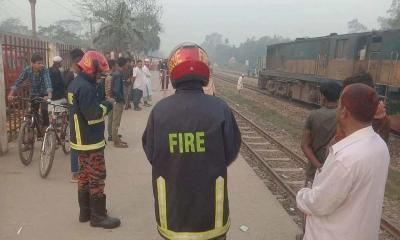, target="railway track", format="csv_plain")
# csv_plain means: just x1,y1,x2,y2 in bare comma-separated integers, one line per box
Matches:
224,98,400,239
213,72,319,109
